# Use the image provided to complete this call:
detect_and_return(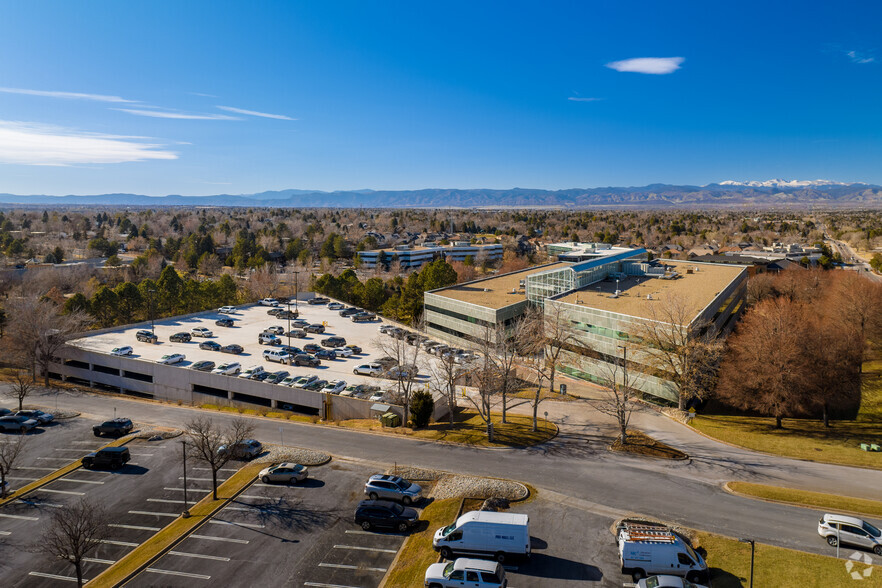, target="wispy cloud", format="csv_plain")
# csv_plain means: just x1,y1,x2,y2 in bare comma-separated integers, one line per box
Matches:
0,87,135,103
0,121,177,166
115,108,240,120
188,92,218,98
846,50,875,64
606,57,684,75
217,106,295,120
568,96,603,102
